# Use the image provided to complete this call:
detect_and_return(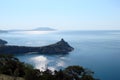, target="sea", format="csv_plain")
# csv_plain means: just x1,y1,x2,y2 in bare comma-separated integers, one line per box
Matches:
0,30,120,80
